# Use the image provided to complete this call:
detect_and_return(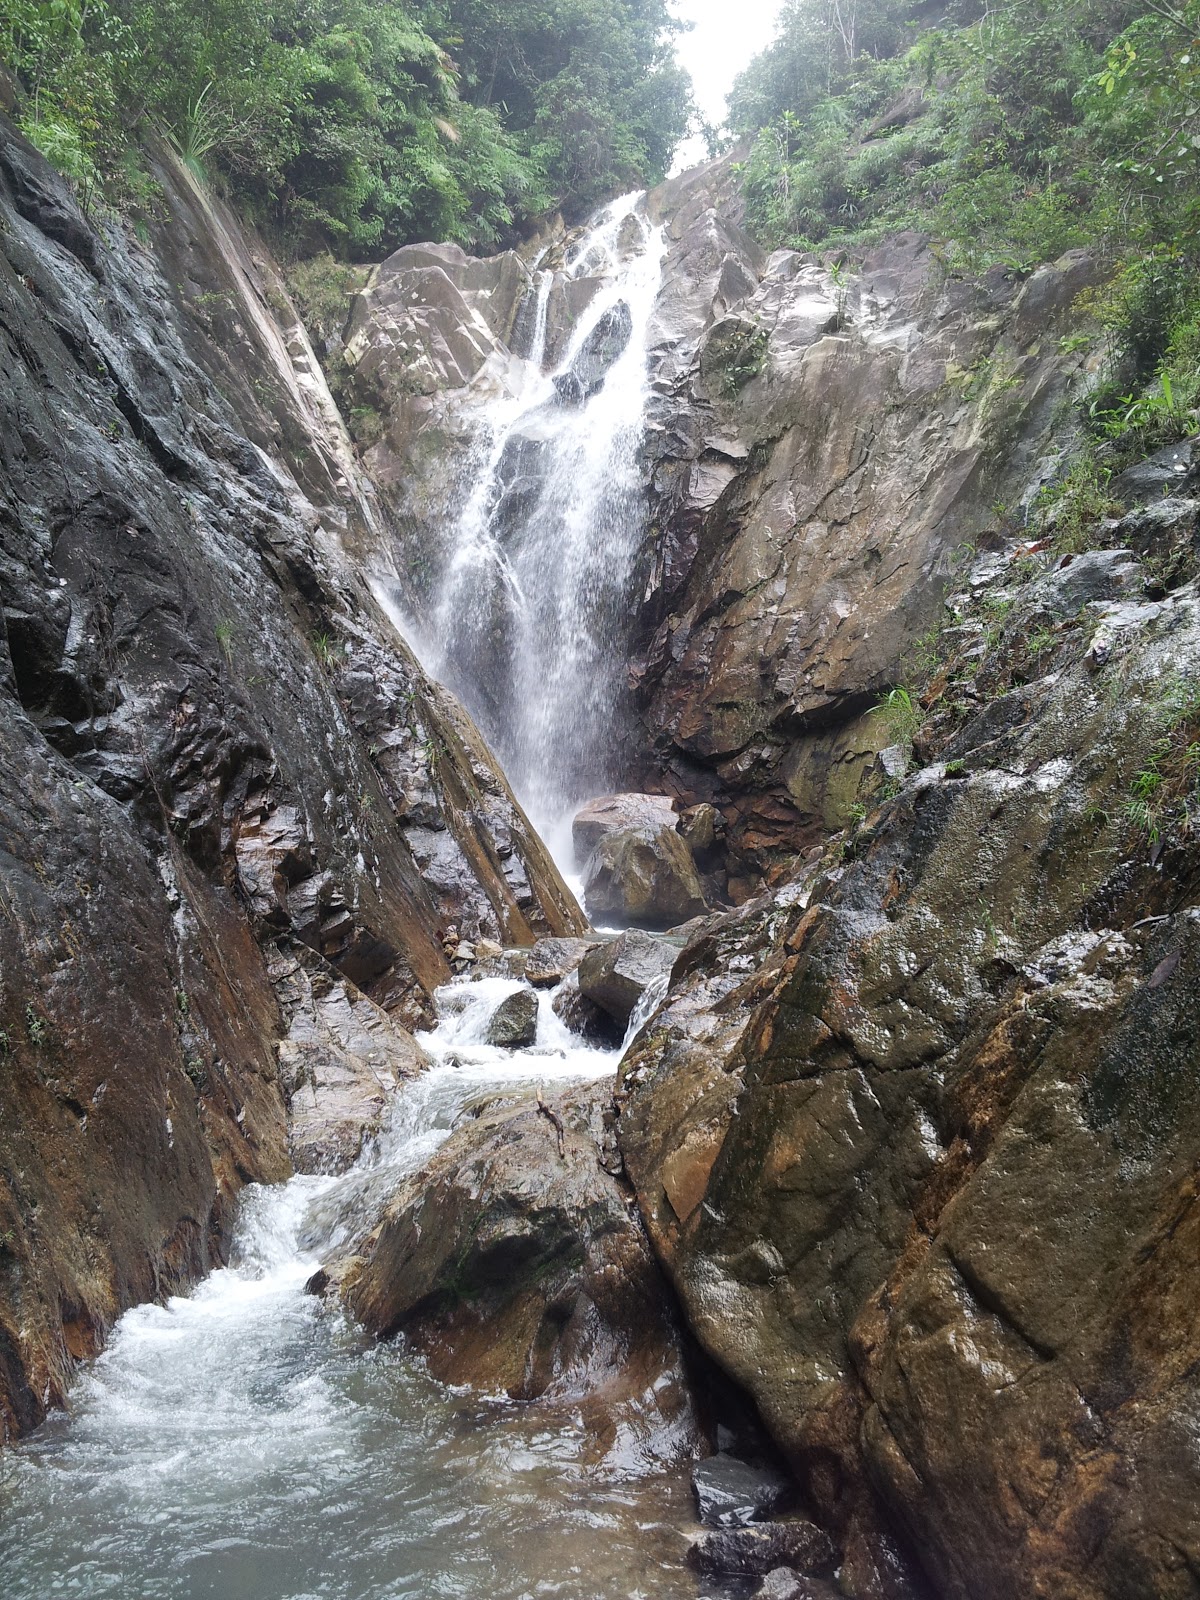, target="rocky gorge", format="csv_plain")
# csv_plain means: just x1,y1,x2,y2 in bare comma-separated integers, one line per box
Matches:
2,103,1199,1600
